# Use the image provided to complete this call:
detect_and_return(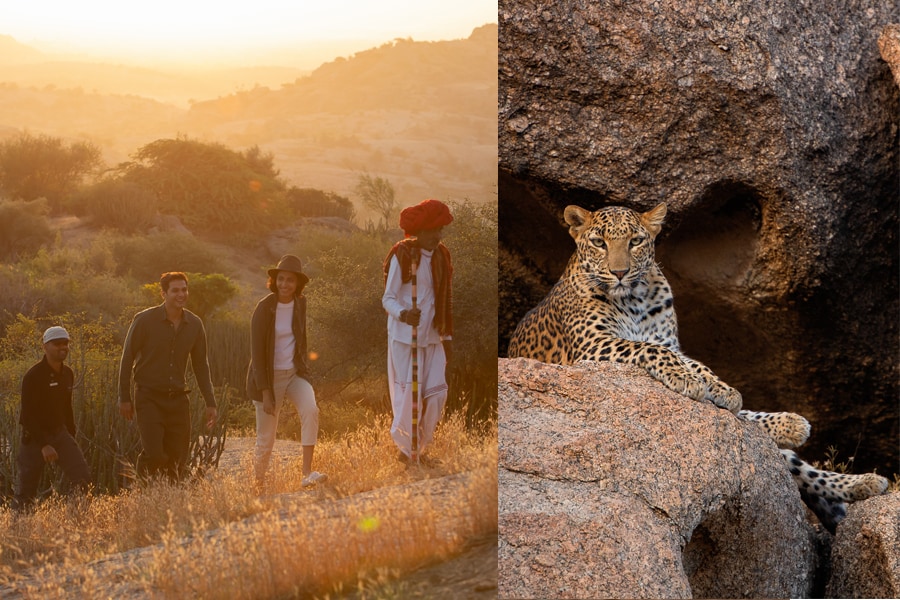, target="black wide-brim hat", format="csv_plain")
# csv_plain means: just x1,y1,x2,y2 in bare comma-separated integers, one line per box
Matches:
267,254,310,287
